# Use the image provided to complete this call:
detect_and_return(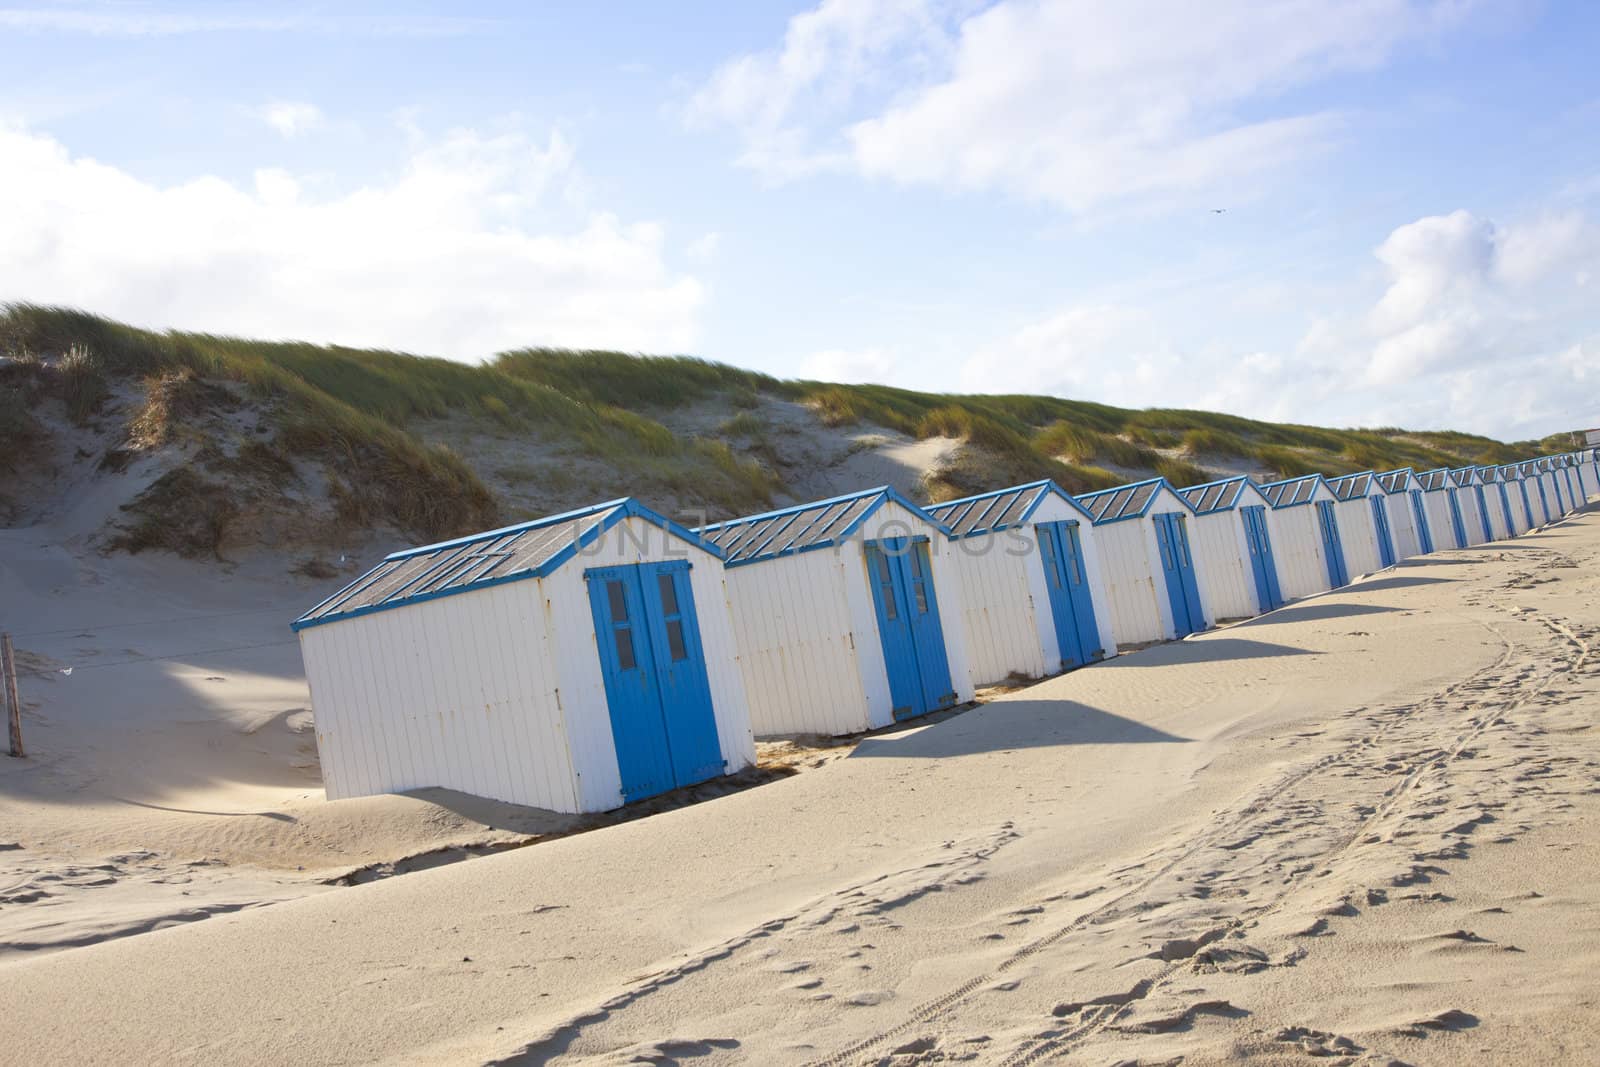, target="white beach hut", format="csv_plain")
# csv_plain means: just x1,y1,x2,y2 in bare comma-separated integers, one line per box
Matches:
923,480,1118,685
1258,474,1350,598
1417,468,1470,549
1516,461,1553,526
1174,476,1287,619
1325,472,1398,575
1560,454,1588,507
696,486,975,737
1072,478,1210,645
1448,468,1491,545
1574,451,1597,503
292,499,756,815
1375,469,1433,559
1536,459,1569,518
1474,467,1515,541
1498,464,1536,535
